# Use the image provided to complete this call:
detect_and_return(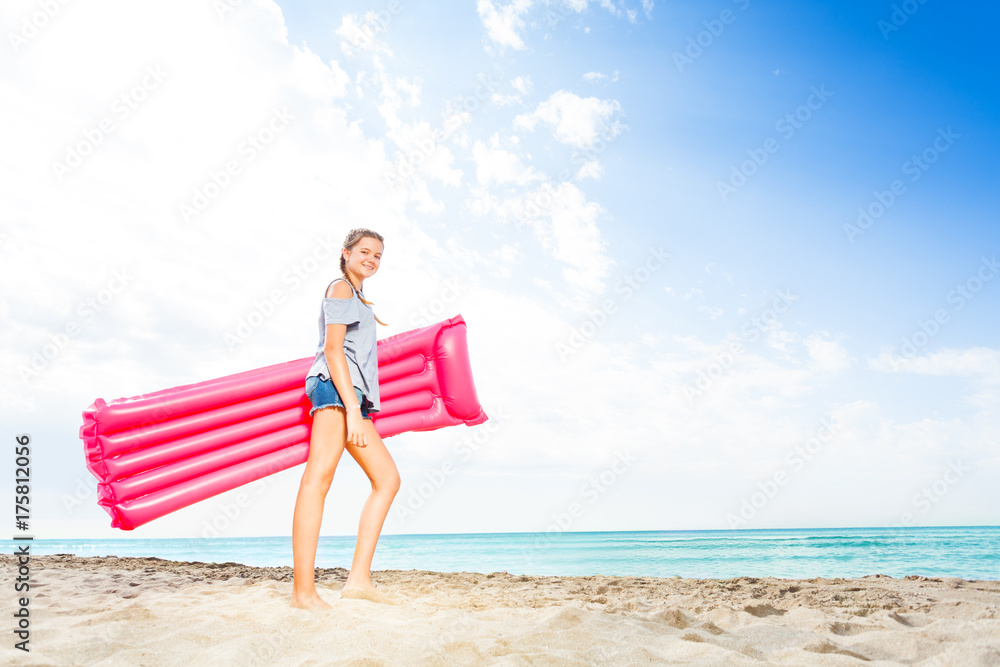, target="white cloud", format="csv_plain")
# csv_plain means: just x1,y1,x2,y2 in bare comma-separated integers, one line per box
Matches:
583,69,620,83
476,0,648,51
598,0,619,17
766,328,799,354
698,306,725,320
289,46,350,99
471,140,543,185
476,0,534,51
488,243,525,277
546,182,613,291
574,159,603,180
492,74,533,106
364,57,471,192
514,90,625,148
804,334,852,373
497,243,524,263
335,12,393,58
372,56,422,133
869,346,1000,381
408,179,447,215
473,177,615,293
